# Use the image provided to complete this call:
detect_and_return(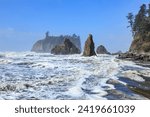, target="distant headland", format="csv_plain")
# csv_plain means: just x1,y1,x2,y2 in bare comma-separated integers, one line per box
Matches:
31,32,81,53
